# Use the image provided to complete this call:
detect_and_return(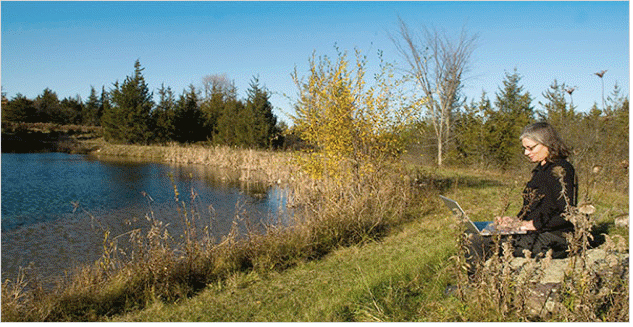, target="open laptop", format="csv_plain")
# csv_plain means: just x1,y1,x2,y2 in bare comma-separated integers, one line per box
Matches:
439,195,527,236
